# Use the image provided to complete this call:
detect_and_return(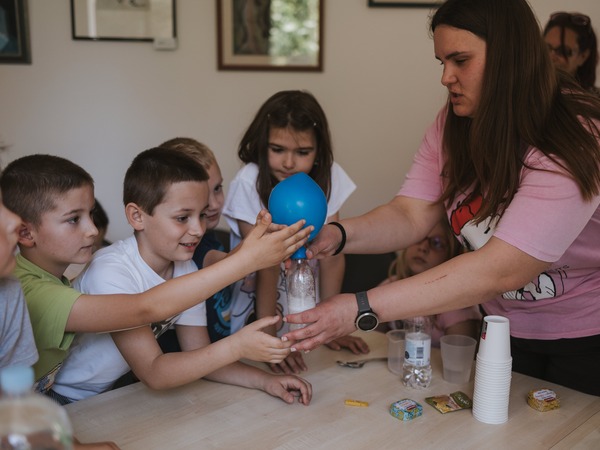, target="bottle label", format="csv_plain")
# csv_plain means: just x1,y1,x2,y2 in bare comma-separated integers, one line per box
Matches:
404,332,431,367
